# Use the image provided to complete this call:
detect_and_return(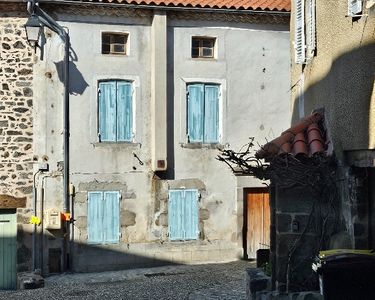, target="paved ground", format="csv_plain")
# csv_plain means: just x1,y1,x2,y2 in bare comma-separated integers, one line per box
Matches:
0,260,255,300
